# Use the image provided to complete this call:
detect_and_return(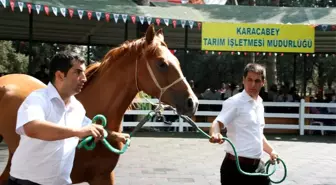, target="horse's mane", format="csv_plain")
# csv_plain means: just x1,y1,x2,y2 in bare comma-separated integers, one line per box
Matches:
82,37,155,110
83,38,147,87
